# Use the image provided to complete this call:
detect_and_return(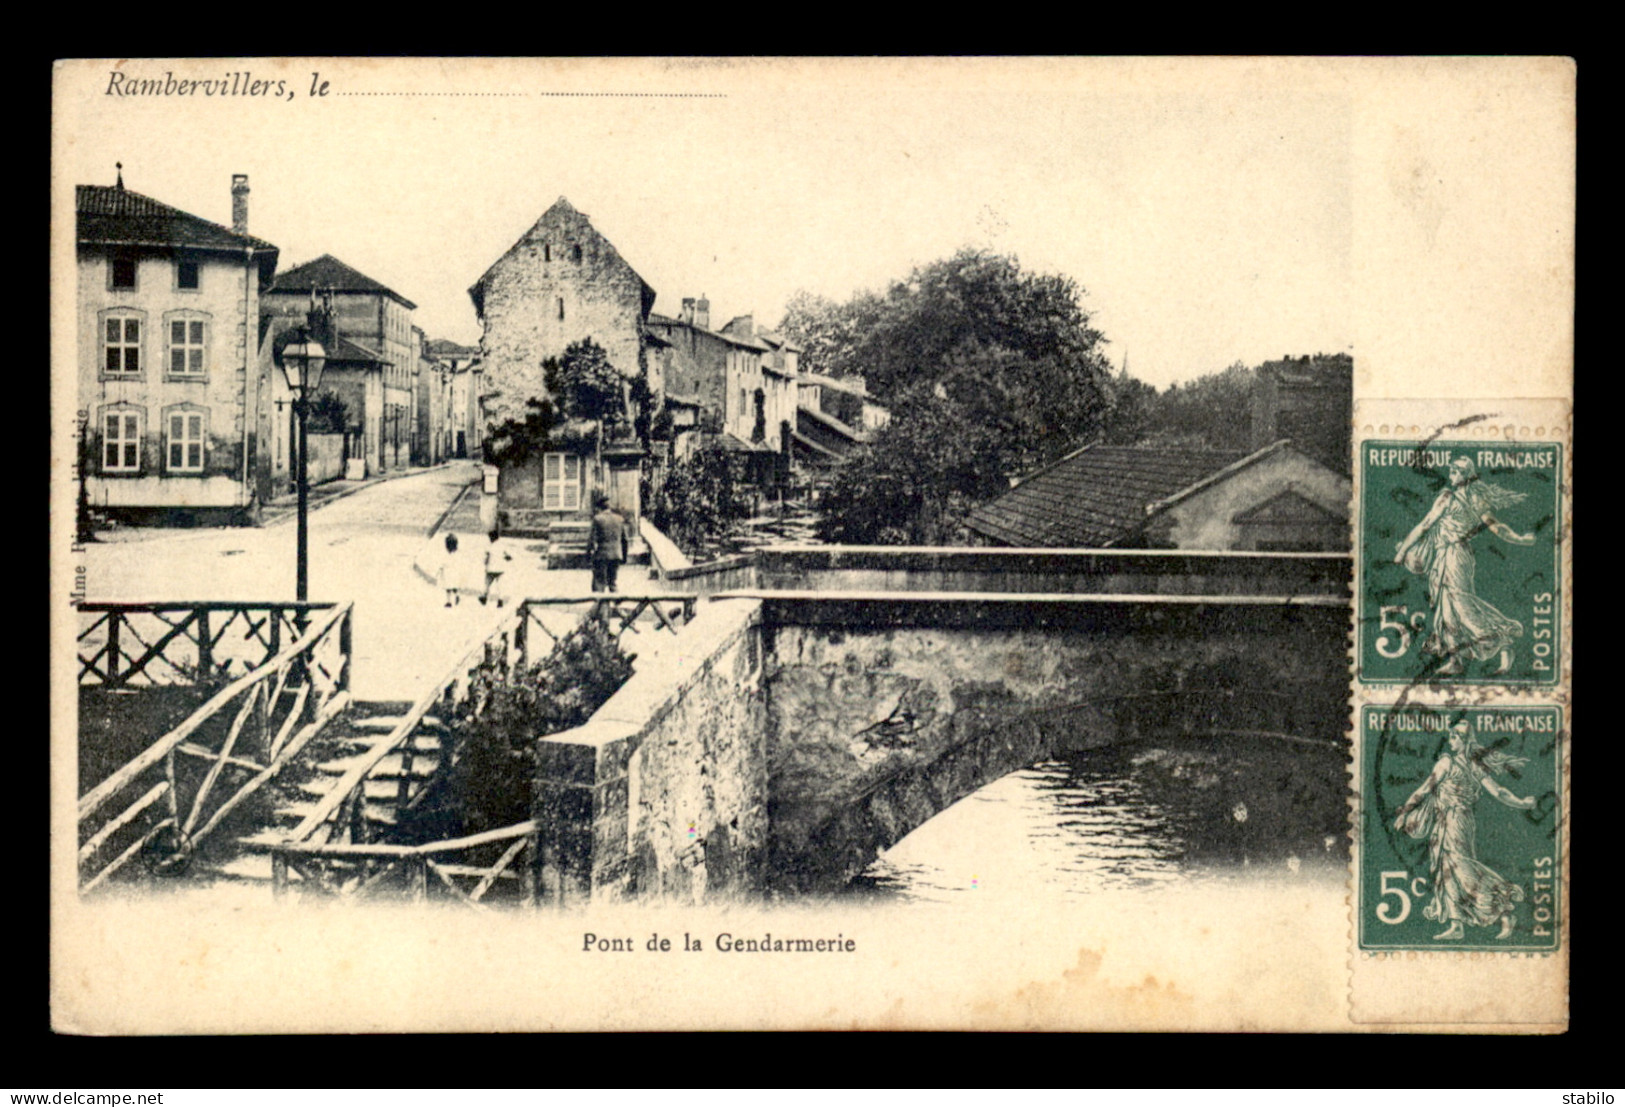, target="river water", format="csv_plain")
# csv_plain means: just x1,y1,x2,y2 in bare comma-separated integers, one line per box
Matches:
842,738,1350,903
